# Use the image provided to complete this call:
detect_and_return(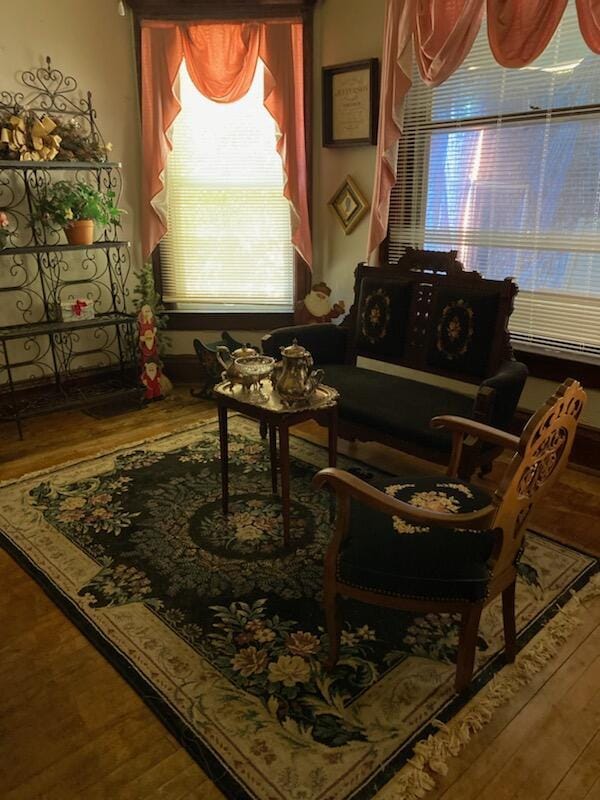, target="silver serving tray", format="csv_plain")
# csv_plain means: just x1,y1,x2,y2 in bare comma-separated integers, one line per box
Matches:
214,379,339,413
